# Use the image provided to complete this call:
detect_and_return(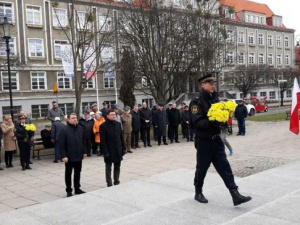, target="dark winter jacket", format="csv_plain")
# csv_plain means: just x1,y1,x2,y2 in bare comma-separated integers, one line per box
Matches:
152,109,168,136
181,110,191,128
234,104,248,120
139,107,152,128
15,123,34,143
51,121,66,142
131,110,141,132
100,119,126,163
79,118,94,140
167,108,181,126
40,129,54,148
189,88,221,139
58,123,86,162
